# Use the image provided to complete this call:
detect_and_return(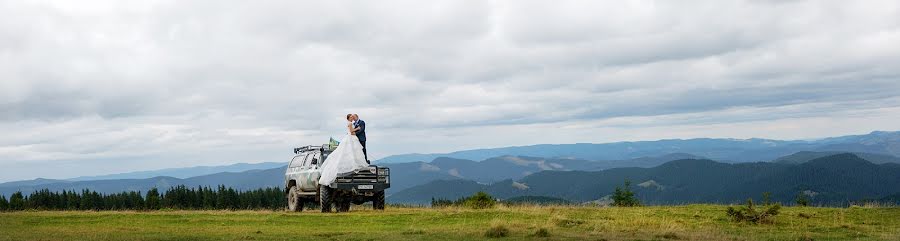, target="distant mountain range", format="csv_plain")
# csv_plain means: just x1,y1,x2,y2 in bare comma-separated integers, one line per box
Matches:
376,131,900,164
773,151,900,164
0,167,285,198
3,131,899,206
389,153,900,205
68,162,285,181
1,162,285,188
